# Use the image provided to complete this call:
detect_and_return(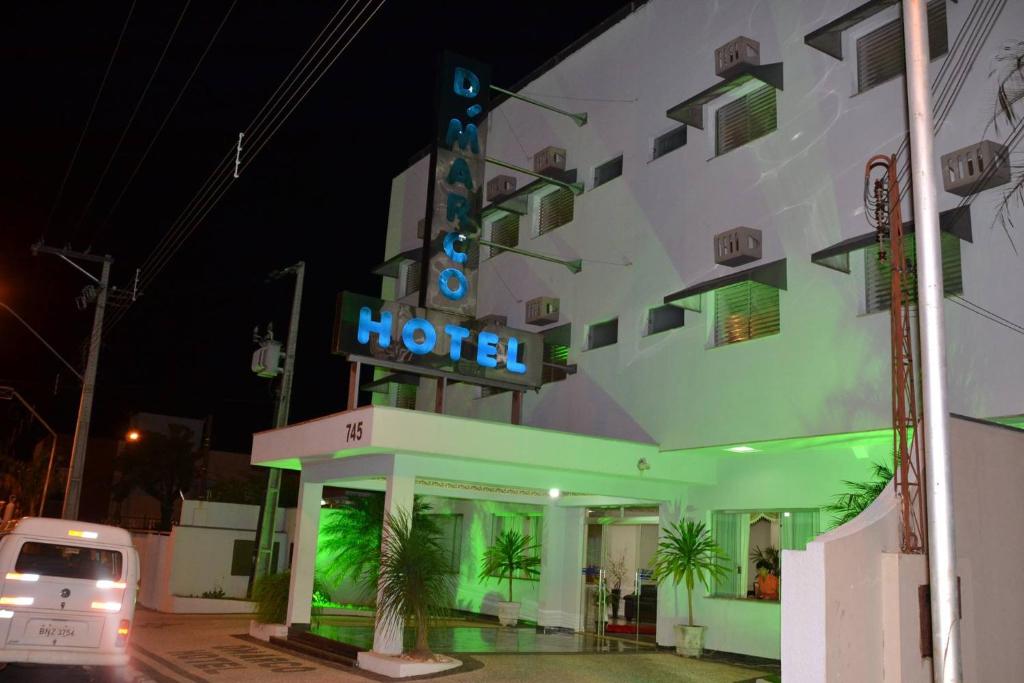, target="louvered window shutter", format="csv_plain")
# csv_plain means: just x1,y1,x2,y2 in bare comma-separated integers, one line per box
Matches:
857,0,948,93
714,281,781,347
715,83,777,156
593,156,623,188
864,232,962,313
538,188,574,235
488,214,520,258
403,261,421,297
542,342,569,384
395,383,417,410
653,125,687,159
